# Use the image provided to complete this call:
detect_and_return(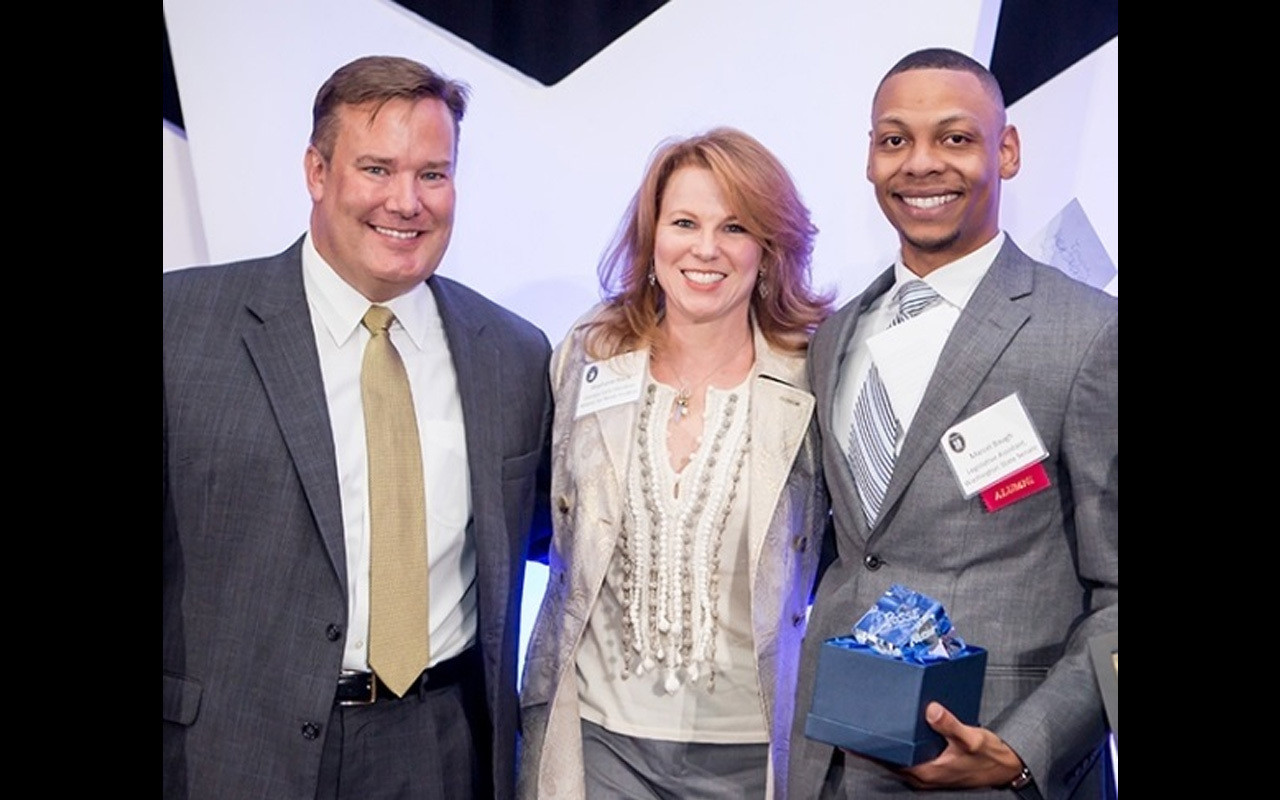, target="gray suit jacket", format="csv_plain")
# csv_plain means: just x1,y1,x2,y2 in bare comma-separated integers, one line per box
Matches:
162,236,553,799
788,238,1117,800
